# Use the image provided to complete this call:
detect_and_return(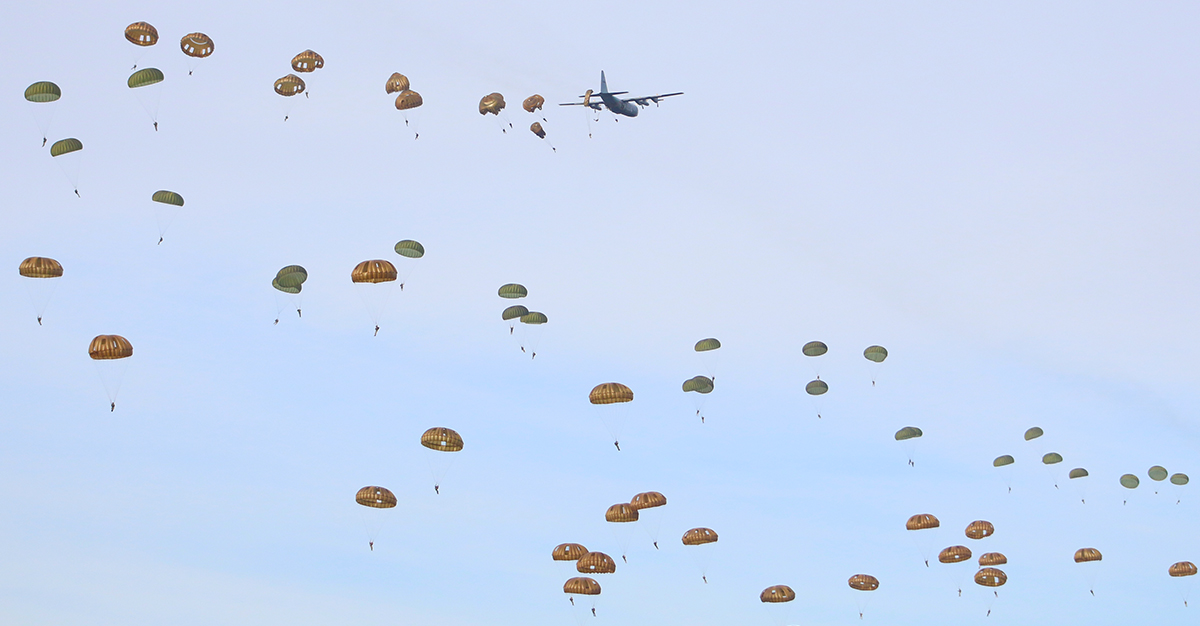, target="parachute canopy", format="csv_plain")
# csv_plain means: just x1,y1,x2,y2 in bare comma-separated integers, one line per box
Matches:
605,503,639,523
1042,452,1063,465
552,543,588,561
420,427,463,452
760,585,795,603
863,345,888,363
530,122,546,139
394,240,425,258
355,486,397,509
682,527,718,545
152,190,184,206
806,380,828,395
993,455,1015,467
351,260,397,284
1149,466,1169,481
590,383,633,405
802,341,828,357
1120,474,1140,489
895,426,923,441
979,552,1008,566
125,22,158,46
19,257,63,278
523,94,545,112
965,520,994,540
520,311,547,325
563,577,601,595
180,33,214,58
975,567,1007,587
1170,562,1198,577
939,545,972,563
1069,468,1089,479
88,335,132,360
291,50,324,72
395,90,423,110
502,305,529,321
274,74,305,97
498,283,528,299
630,492,666,510
1074,548,1102,563
128,68,164,89
848,574,879,591
24,81,61,103
694,338,721,352
276,265,308,289
50,138,82,157
386,73,410,94
272,277,300,294
1171,473,1190,486
1024,427,1044,441
576,551,616,574
906,513,940,531
682,375,714,394
479,92,505,115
